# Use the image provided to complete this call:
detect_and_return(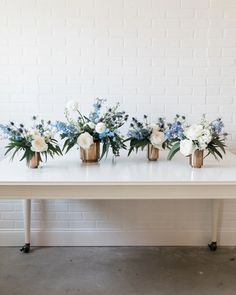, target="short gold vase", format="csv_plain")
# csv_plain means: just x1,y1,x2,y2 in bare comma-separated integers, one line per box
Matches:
80,142,100,163
147,144,159,161
27,152,40,169
189,150,204,168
